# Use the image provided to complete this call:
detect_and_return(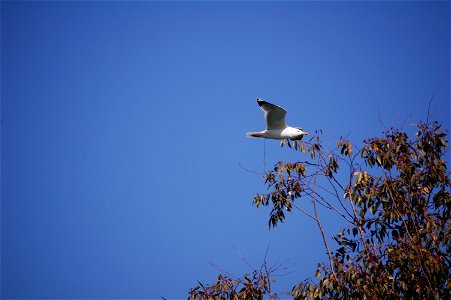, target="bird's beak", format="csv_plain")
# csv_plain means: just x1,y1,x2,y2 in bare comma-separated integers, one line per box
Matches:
304,132,309,135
